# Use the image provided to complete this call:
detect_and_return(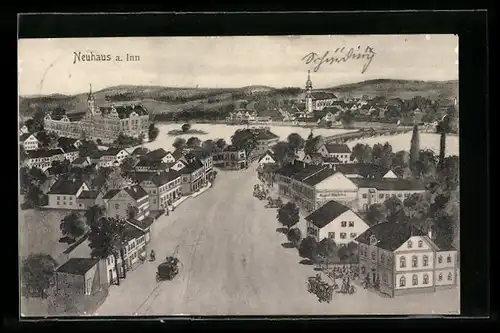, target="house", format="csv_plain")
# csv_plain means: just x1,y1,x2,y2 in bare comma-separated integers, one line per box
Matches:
20,124,29,134
63,146,80,162
55,258,107,296
134,159,171,173
351,178,426,212
189,149,215,183
258,150,276,166
335,163,399,179
58,137,82,151
214,145,248,170
248,127,280,156
317,143,352,164
46,179,90,209
131,147,149,157
101,148,130,165
305,200,370,245
172,149,188,163
103,185,150,220
356,222,458,297
303,153,342,166
20,133,40,151
179,156,206,195
72,156,93,169
126,217,155,244
89,151,113,168
138,171,182,211
142,148,176,164
76,190,104,210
